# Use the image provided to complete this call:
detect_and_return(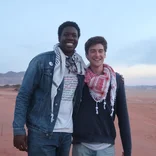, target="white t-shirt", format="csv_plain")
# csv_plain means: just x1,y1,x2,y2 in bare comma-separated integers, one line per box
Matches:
82,142,111,151
53,67,78,133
